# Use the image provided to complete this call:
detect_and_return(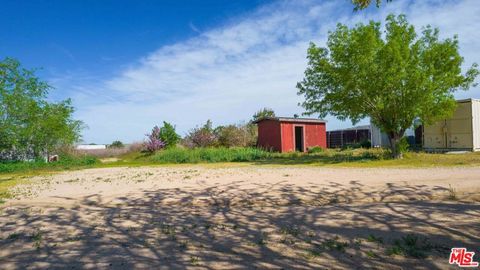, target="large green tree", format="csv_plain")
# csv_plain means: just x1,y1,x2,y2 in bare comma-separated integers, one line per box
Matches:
297,14,478,158
0,58,83,160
